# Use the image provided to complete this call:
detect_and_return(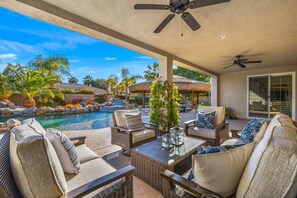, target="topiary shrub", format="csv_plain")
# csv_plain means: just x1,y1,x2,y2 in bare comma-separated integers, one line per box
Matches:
149,79,180,132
